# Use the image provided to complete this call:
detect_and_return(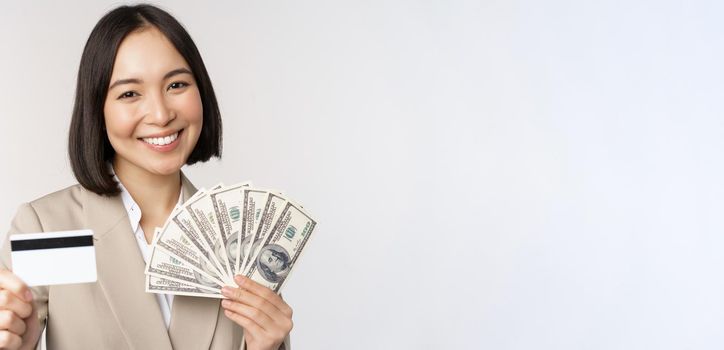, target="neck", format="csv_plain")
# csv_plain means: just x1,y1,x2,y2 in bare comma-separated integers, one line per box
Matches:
112,157,181,219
